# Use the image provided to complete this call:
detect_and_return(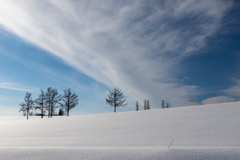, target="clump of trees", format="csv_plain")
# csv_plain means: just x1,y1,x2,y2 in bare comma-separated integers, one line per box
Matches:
19,88,79,120
45,87,61,118
143,100,150,110
161,100,170,109
137,99,170,111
